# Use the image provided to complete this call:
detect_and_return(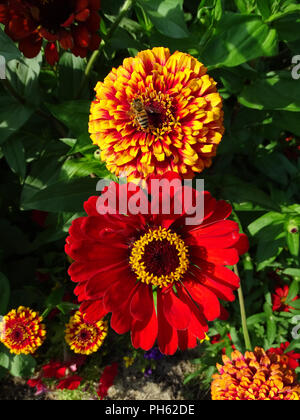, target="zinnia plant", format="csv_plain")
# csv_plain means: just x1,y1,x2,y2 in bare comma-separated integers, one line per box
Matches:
0,0,101,65
211,347,300,400
65,172,248,355
89,47,224,182
0,306,46,355
65,310,108,355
